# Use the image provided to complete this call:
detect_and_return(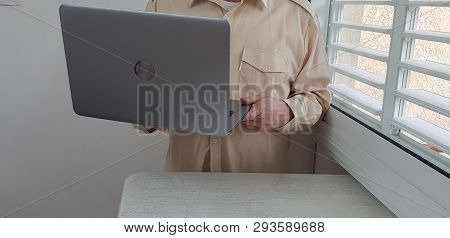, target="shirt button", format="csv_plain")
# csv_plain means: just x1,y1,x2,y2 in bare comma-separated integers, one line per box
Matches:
211,138,218,144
